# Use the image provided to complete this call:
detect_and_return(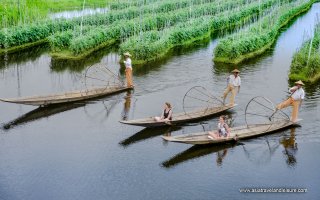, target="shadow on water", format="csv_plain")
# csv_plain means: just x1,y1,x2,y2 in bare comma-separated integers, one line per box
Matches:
240,126,301,166
161,142,240,169
280,127,298,168
162,124,302,168
1,103,85,131
213,48,274,75
50,46,119,73
119,126,182,148
0,45,49,69
1,93,125,131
